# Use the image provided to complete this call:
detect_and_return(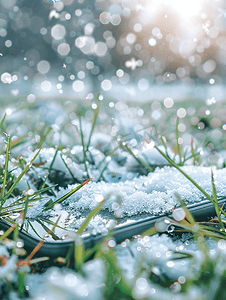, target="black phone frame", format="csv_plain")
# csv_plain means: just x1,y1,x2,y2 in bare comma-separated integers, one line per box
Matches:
0,197,225,258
